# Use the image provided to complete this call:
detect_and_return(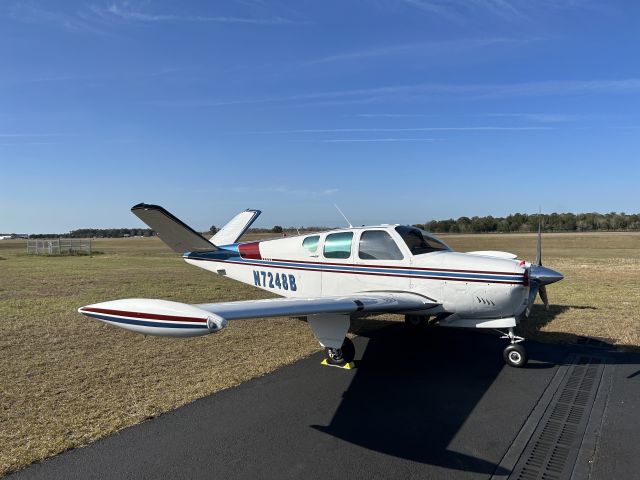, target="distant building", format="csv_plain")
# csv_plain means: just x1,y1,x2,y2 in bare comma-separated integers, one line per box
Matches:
0,234,29,239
